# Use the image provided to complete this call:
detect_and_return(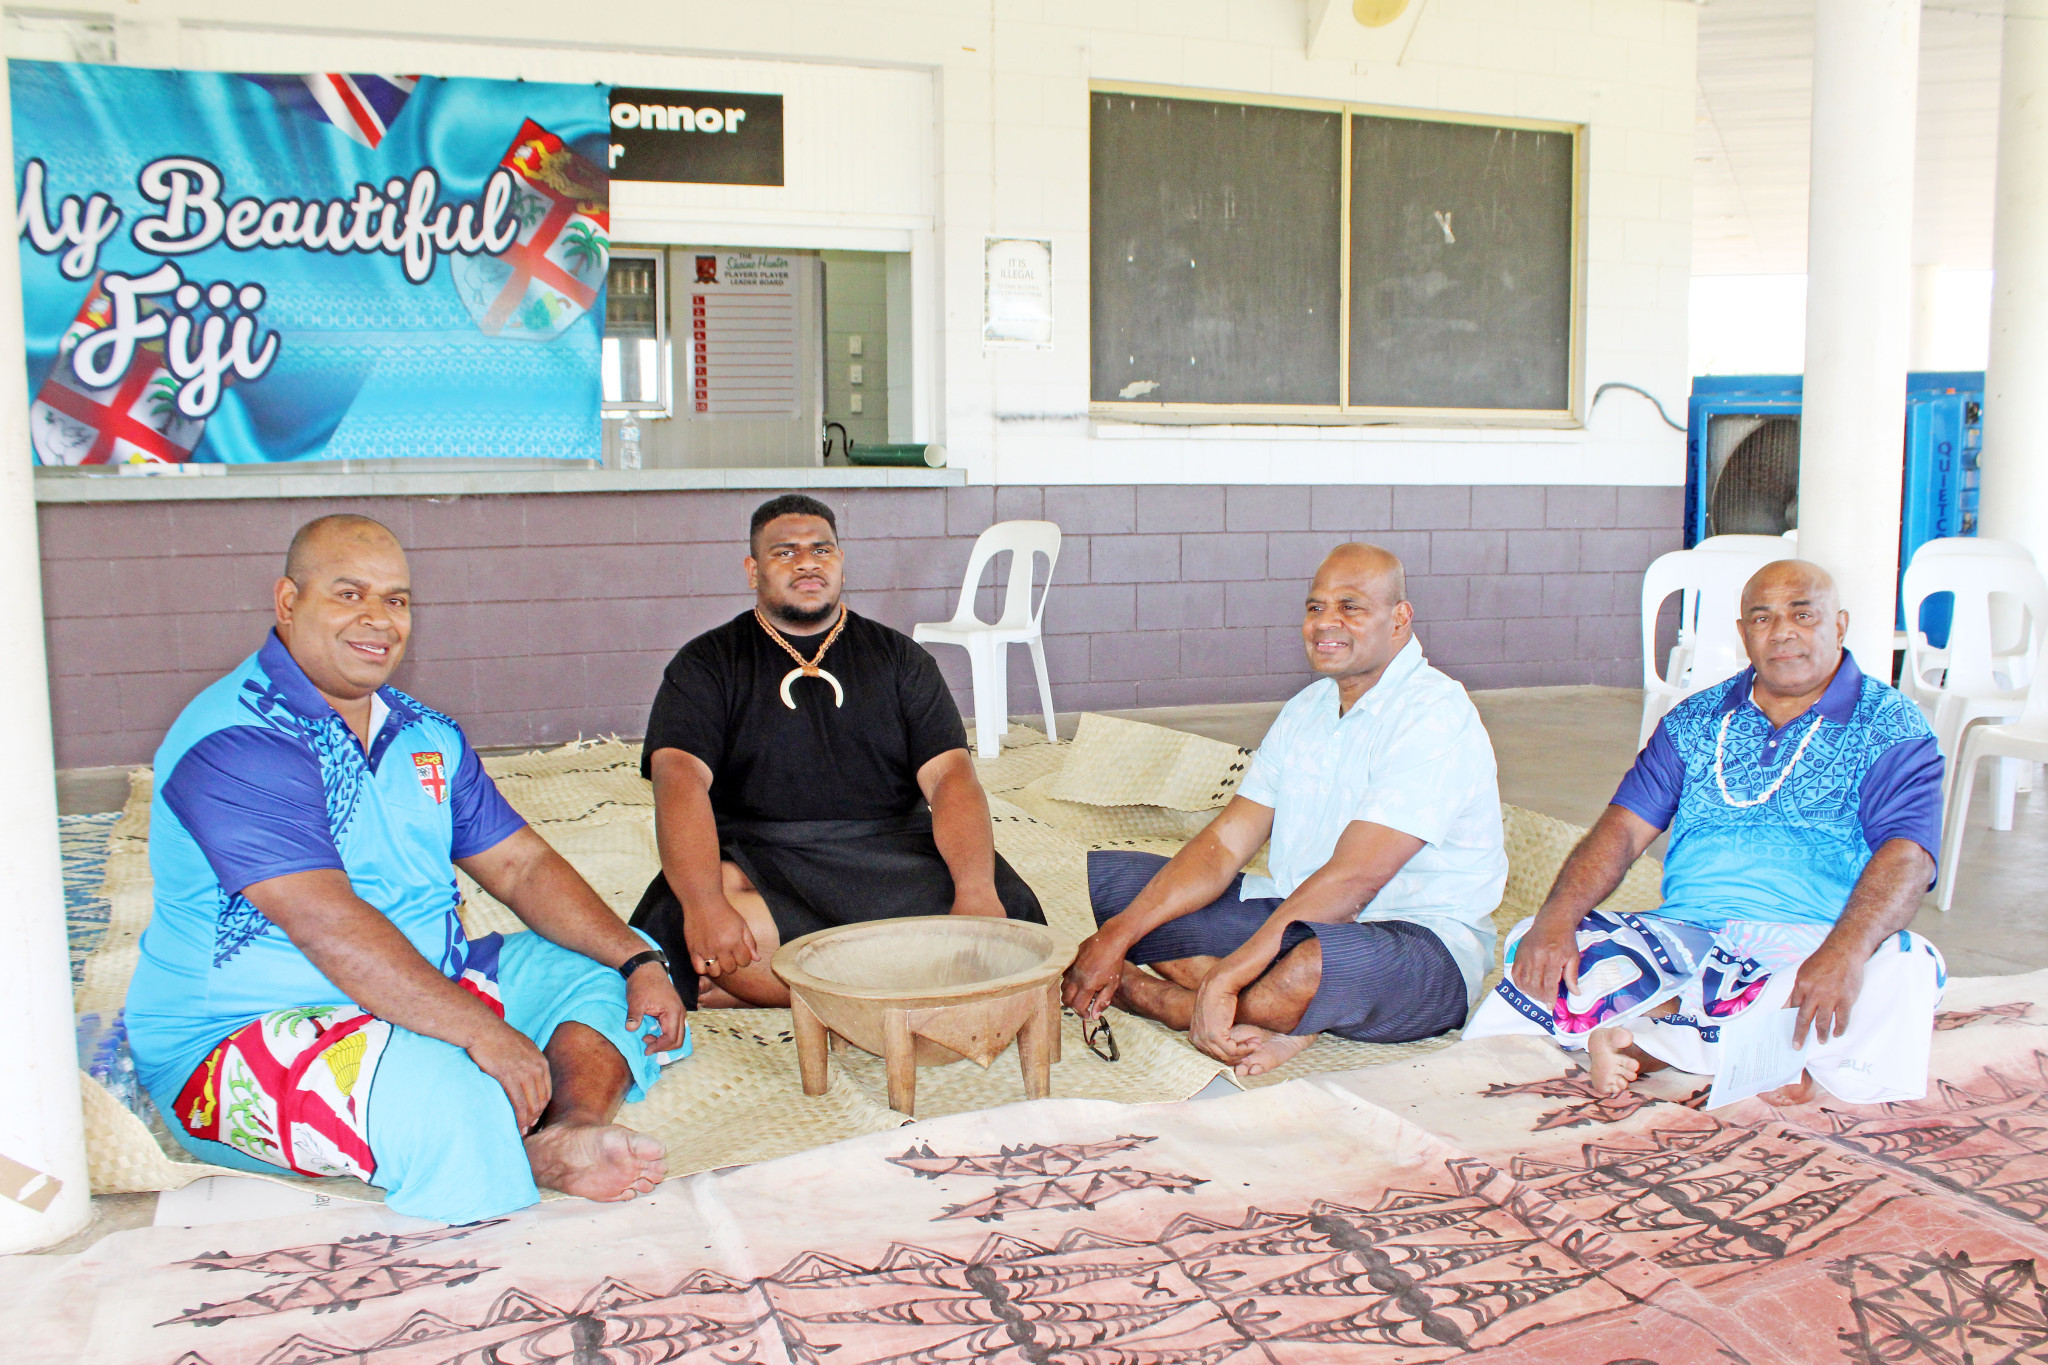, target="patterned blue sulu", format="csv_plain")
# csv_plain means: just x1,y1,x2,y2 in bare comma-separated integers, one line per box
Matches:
1467,650,1948,1105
